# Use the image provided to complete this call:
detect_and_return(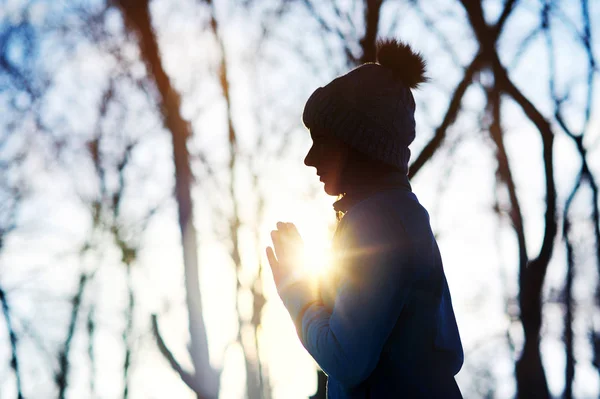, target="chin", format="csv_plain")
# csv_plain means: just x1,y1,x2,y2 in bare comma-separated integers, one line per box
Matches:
323,182,341,196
